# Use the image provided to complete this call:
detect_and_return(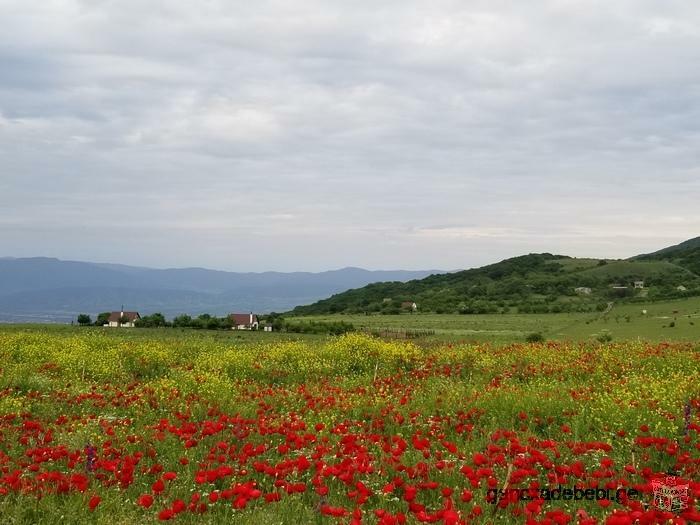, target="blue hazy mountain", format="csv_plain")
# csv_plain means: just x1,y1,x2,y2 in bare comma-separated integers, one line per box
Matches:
0,257,444,322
